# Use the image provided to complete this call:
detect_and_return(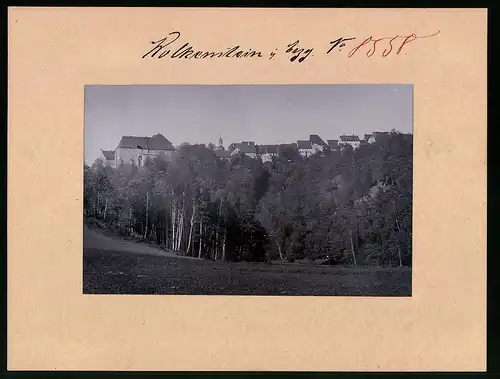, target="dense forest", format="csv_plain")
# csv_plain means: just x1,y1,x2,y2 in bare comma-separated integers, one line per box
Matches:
84,131,412,267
